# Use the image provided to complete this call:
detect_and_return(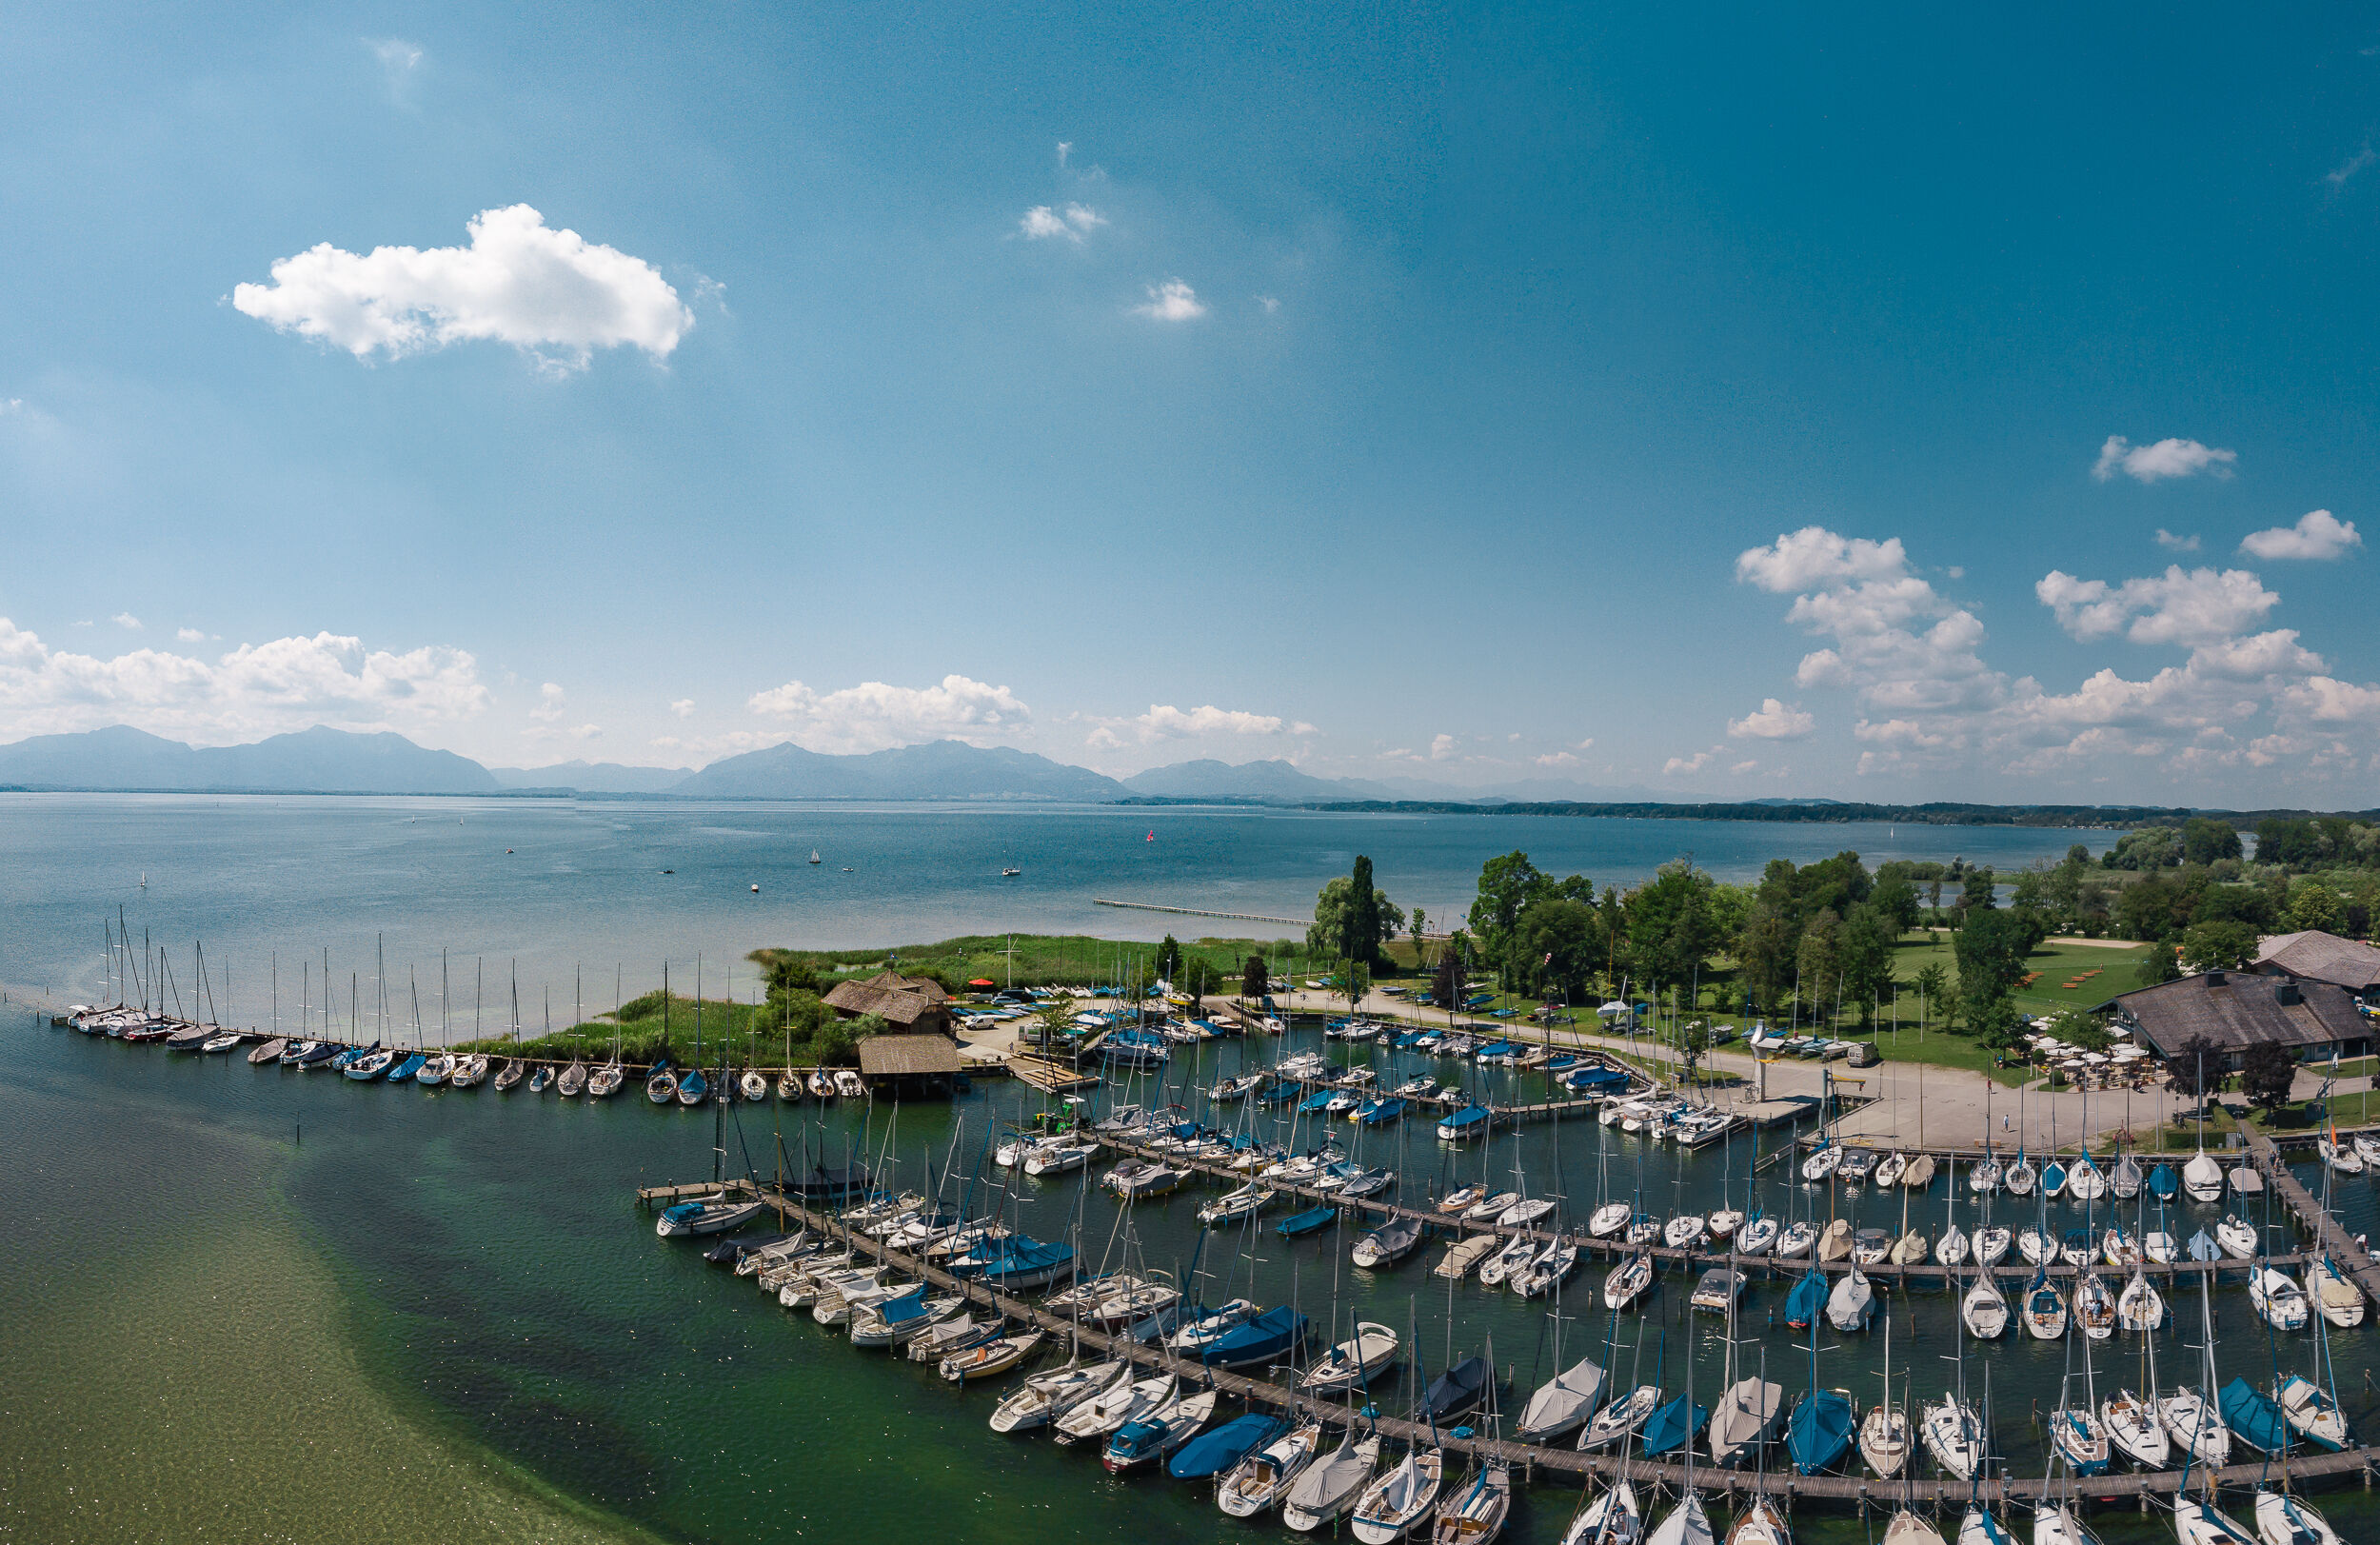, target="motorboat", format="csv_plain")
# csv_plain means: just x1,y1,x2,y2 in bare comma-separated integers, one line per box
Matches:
2230,1163,2264,1198
1838,1148,1877,1184
1102,1387,1220,1473
1689,1269,1744,1315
